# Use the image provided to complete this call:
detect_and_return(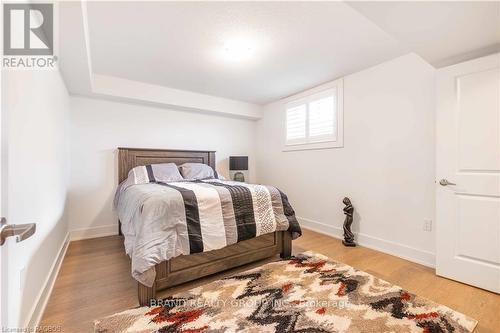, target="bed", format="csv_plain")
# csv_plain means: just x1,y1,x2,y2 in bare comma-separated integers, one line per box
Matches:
117,147,300,306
